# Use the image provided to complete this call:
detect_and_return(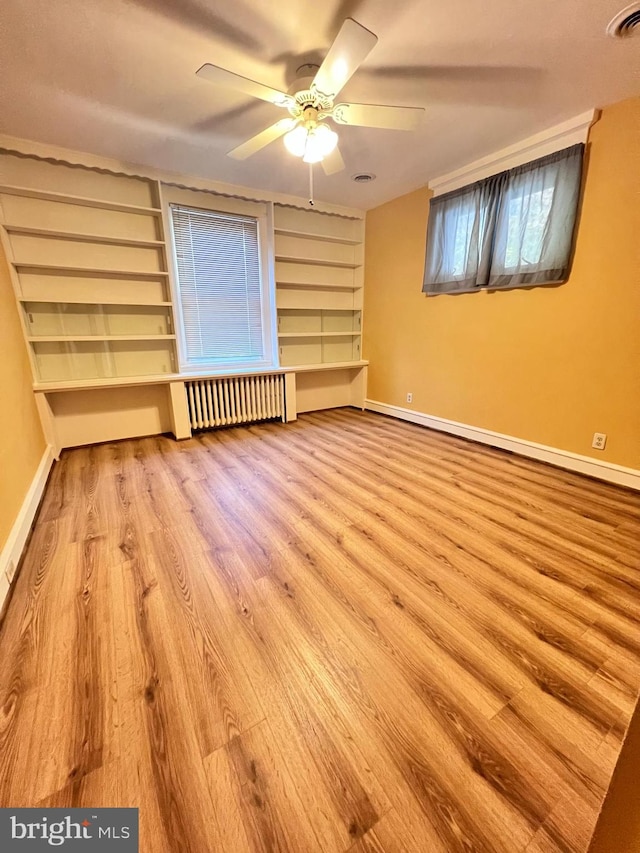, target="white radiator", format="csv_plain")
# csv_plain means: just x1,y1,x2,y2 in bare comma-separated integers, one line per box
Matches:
185,374,285,430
